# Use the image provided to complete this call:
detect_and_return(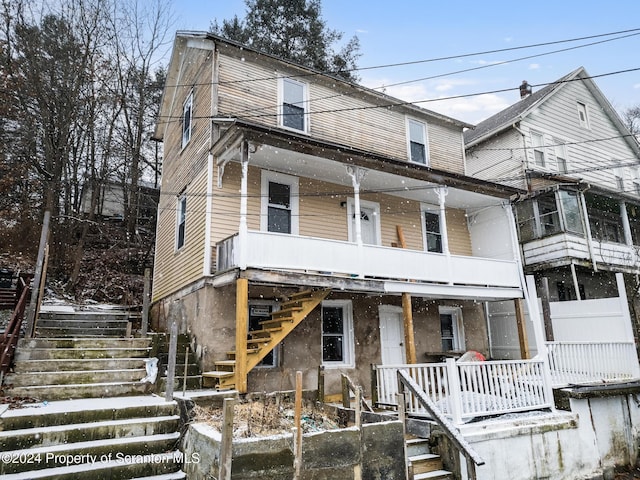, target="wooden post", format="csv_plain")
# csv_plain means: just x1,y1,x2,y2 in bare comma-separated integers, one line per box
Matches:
219,397,235,480
141,268,151,336
25,210,50,338
514,298,531,359
317,365,325,403
370,364,379,408
355,386,362,429
294,371,303,480
540,277,554,341
235,278,249,393
341,374,350,408
164,321,178,401
396,226,417,364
